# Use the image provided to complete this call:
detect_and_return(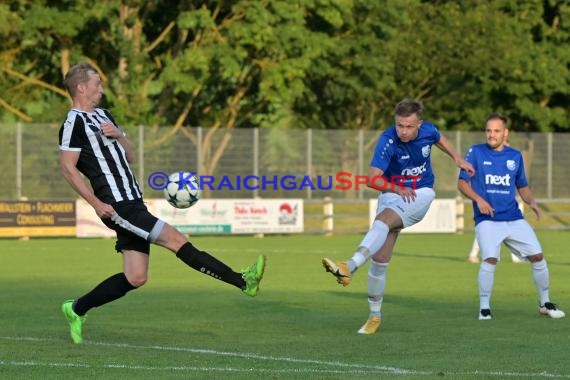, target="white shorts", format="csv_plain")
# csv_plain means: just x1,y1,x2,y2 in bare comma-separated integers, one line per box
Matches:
475,219,542,261
375,187,436,228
